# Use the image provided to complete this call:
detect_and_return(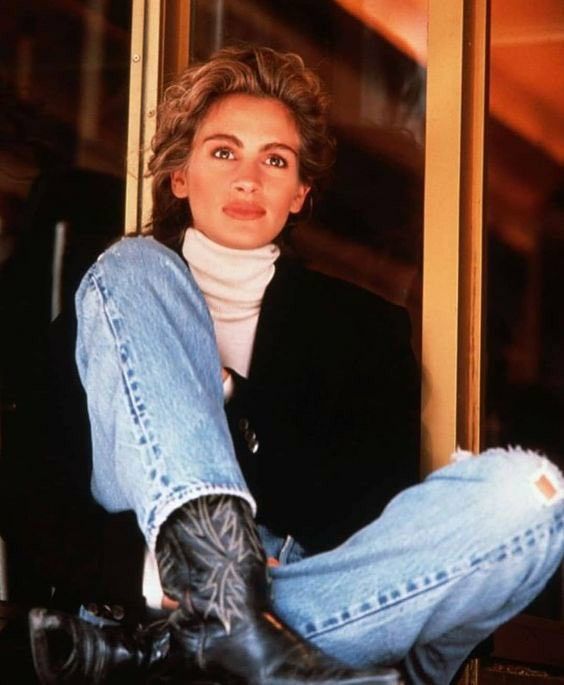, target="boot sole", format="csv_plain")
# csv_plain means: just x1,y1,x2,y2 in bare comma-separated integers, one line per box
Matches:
187,675,401,685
